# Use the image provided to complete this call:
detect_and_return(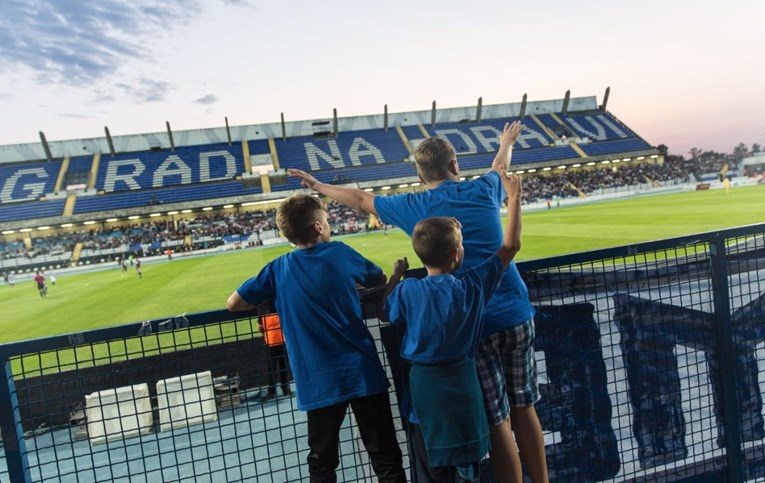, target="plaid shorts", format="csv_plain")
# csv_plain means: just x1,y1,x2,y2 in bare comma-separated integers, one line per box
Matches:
475,318,540,426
